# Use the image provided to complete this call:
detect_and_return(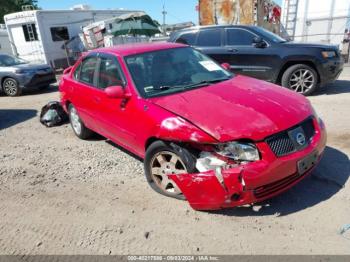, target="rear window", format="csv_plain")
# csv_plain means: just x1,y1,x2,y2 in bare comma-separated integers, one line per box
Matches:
176,33,196,45
197,29,221,47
